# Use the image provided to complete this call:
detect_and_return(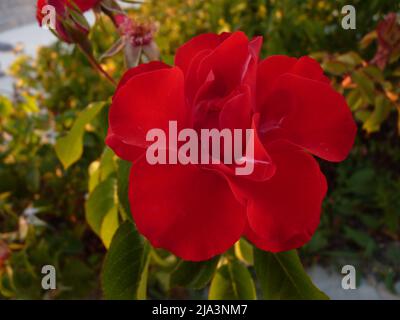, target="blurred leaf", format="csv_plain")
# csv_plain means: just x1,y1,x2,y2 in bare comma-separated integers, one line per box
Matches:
363,65,384,83
352,71,375,104
359,30,377,49
346,89,364,111
363,95,393,133
352,70,375,104
336,51,363,66
85,176,117,241
323,61,349,75
55,101,107,169
346,168,375,196
234,238,254,265
343,227,377,256
0,96,13,117
100,206,119,249
254,249,329,300
25,162,40,193
170,256,220,290
209,260,256,300
102,221,149,300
